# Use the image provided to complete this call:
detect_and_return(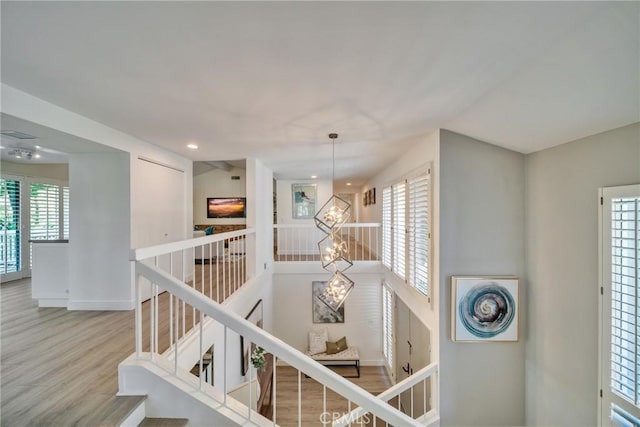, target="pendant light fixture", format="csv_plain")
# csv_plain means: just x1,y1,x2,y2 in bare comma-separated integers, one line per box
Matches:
313,133,354,312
